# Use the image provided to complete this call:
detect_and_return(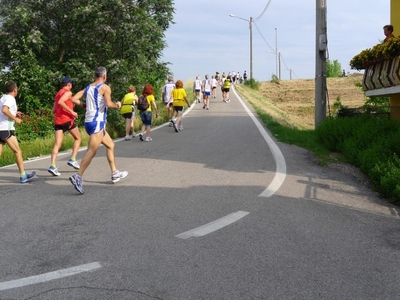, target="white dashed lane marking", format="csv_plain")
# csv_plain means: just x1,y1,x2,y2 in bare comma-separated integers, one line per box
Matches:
176,211,250,239
0,262,102,291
